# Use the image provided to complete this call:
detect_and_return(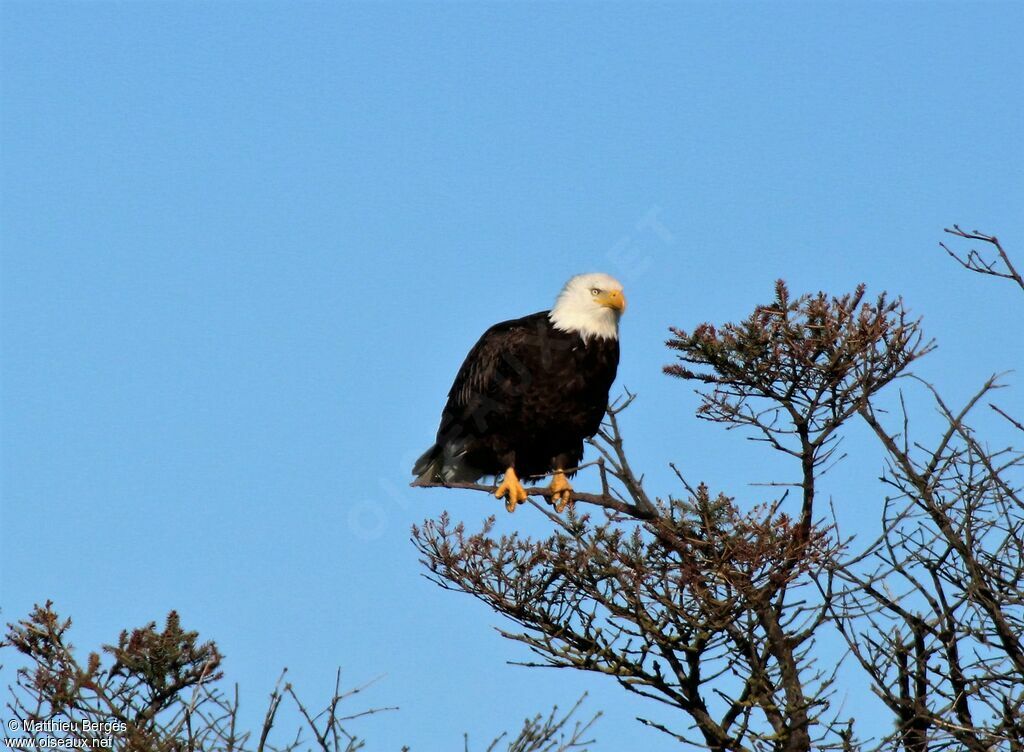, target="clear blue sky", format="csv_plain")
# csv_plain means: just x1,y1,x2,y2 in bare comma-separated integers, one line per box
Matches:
2,1,1022,748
